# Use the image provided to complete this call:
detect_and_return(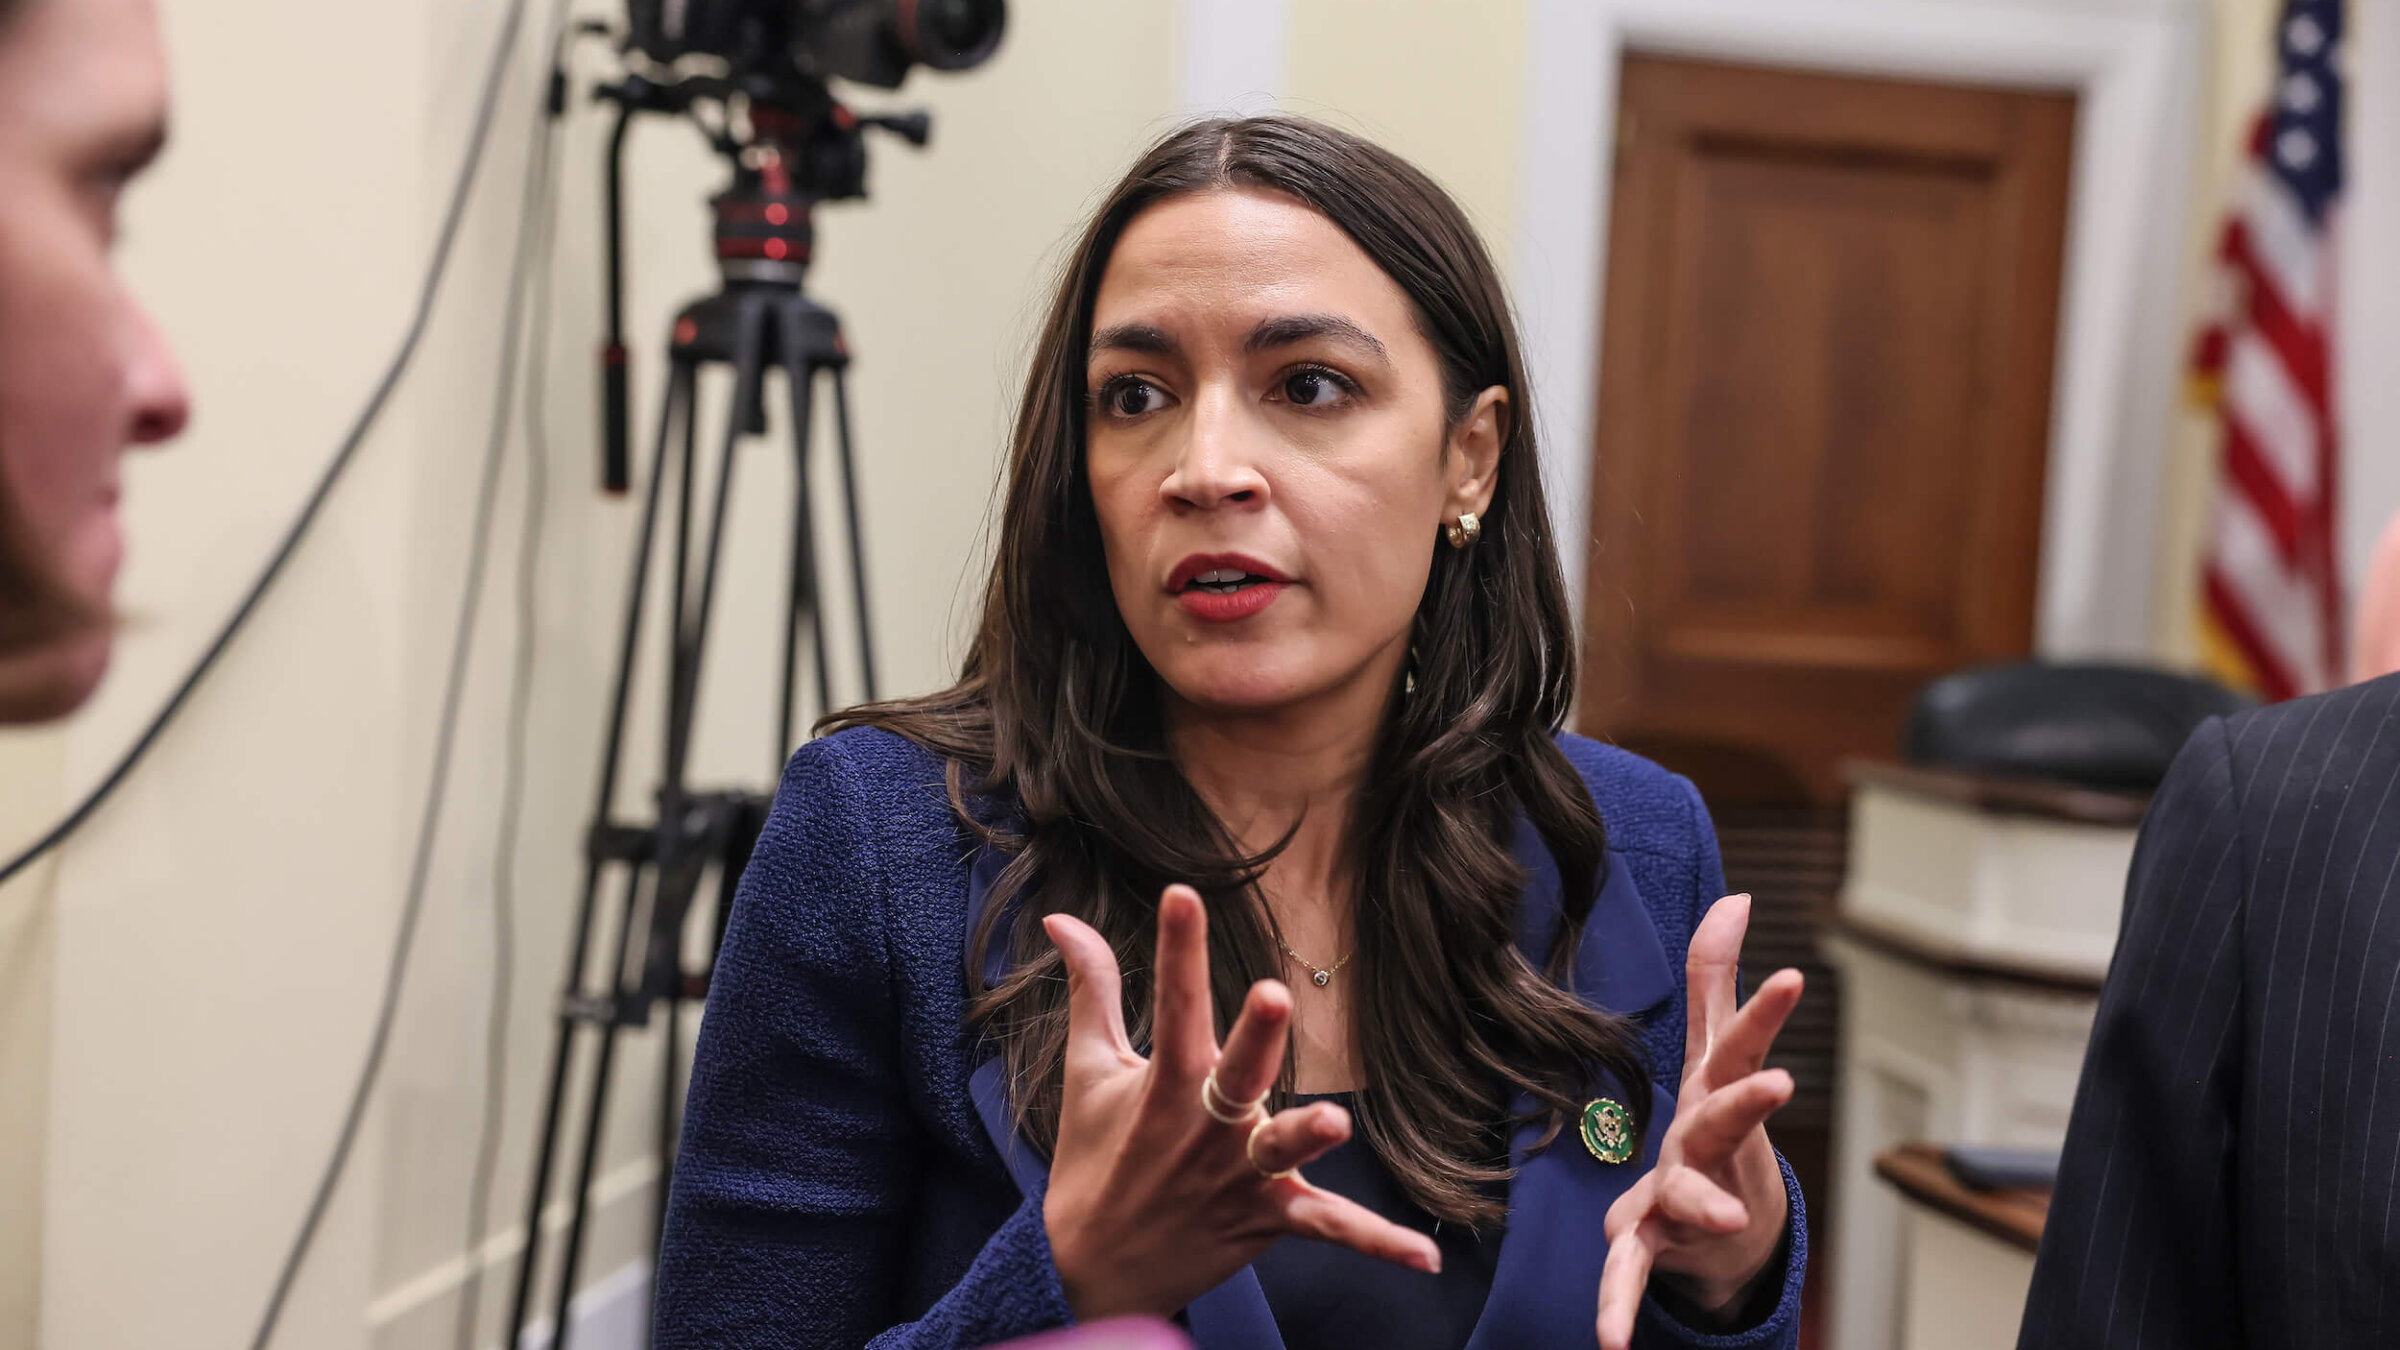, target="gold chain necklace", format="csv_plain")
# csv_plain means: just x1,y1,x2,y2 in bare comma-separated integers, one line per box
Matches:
1276,936,1355,988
